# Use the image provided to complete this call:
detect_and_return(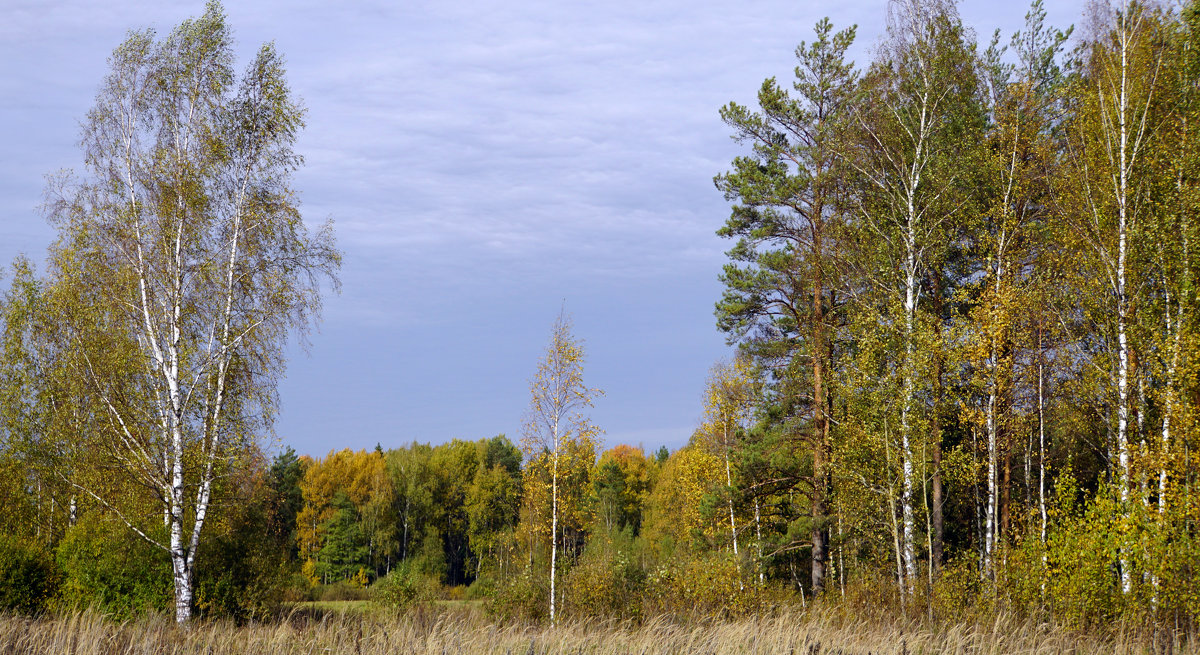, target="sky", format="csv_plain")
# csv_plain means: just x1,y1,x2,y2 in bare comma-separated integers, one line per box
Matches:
0,0,1084,459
